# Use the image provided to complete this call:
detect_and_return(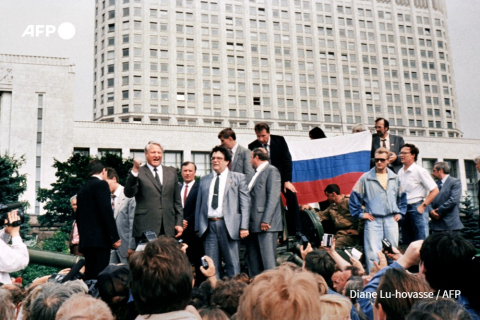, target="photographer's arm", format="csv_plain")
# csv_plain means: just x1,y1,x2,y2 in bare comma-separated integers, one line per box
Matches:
0,211,29,274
